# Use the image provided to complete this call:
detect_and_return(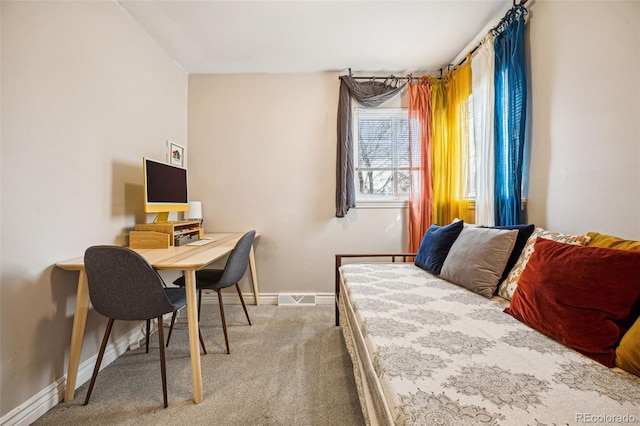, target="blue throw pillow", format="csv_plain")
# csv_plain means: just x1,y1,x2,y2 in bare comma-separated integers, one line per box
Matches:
491,224,535,284
414,221,464,275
